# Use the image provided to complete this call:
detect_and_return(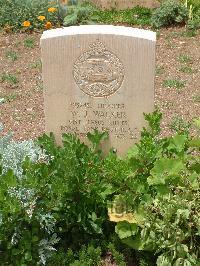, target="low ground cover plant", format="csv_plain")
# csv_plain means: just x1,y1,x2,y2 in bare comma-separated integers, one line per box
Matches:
151,0,189,28
1,0,199,31
0,0,60,32
0,112,199,265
